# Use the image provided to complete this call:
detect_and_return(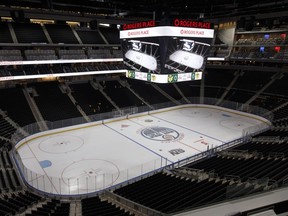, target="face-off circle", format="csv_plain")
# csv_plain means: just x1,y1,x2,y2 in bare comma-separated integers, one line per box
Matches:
219,120,250,131
141,126,180,141
39,135,84,154
61,159,120,191
180,108,212,118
